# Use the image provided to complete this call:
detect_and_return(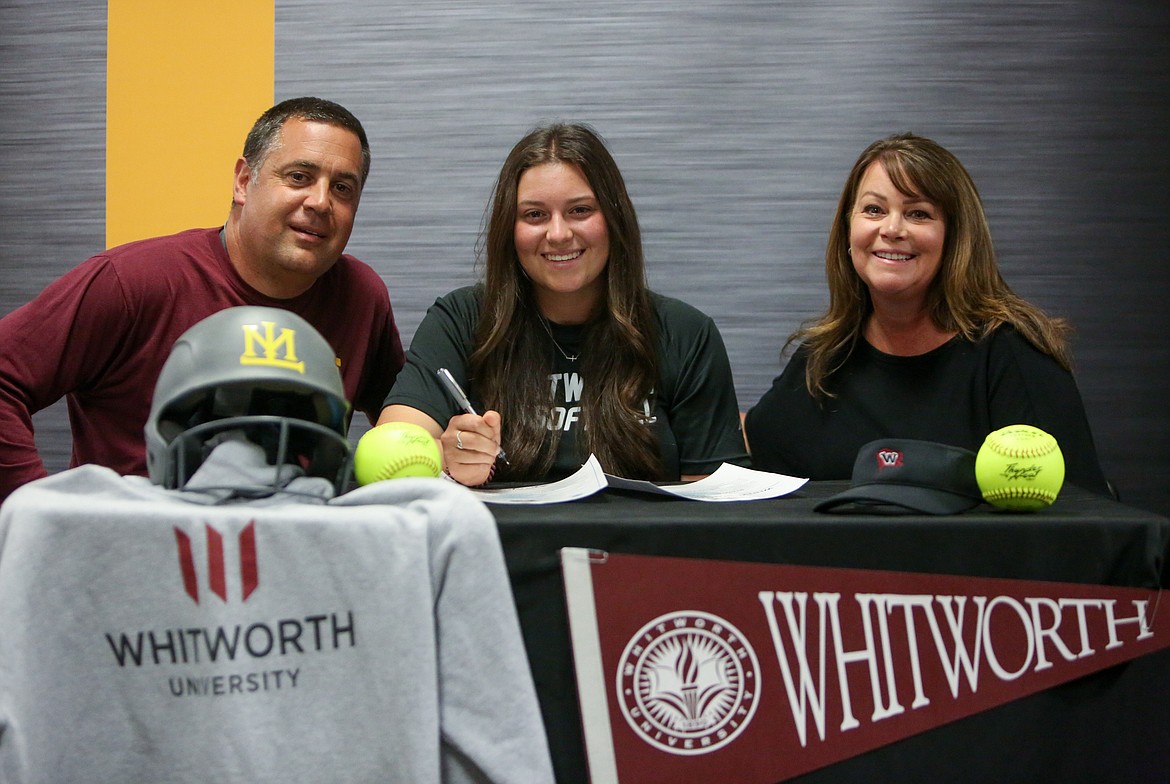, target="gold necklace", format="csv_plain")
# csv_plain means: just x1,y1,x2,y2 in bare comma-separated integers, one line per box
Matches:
539,317,580,362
